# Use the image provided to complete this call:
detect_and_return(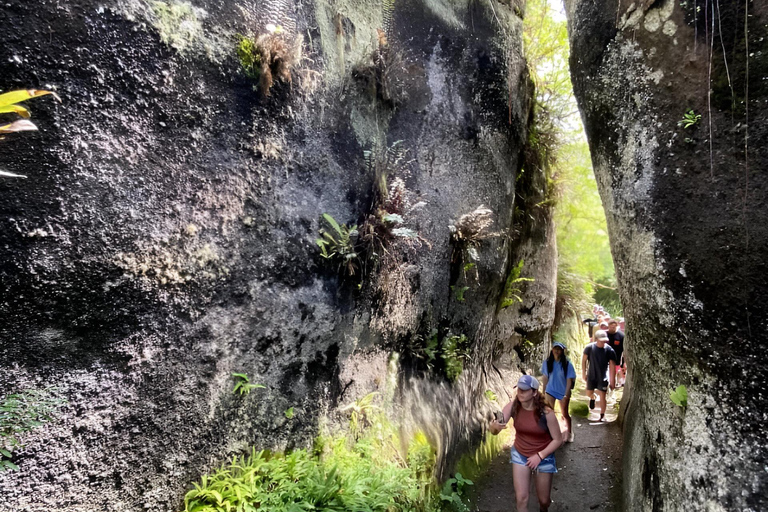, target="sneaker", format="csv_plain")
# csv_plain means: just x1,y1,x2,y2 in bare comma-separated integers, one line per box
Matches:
600,414,606,422
589,398,595,410
567,431,575,443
